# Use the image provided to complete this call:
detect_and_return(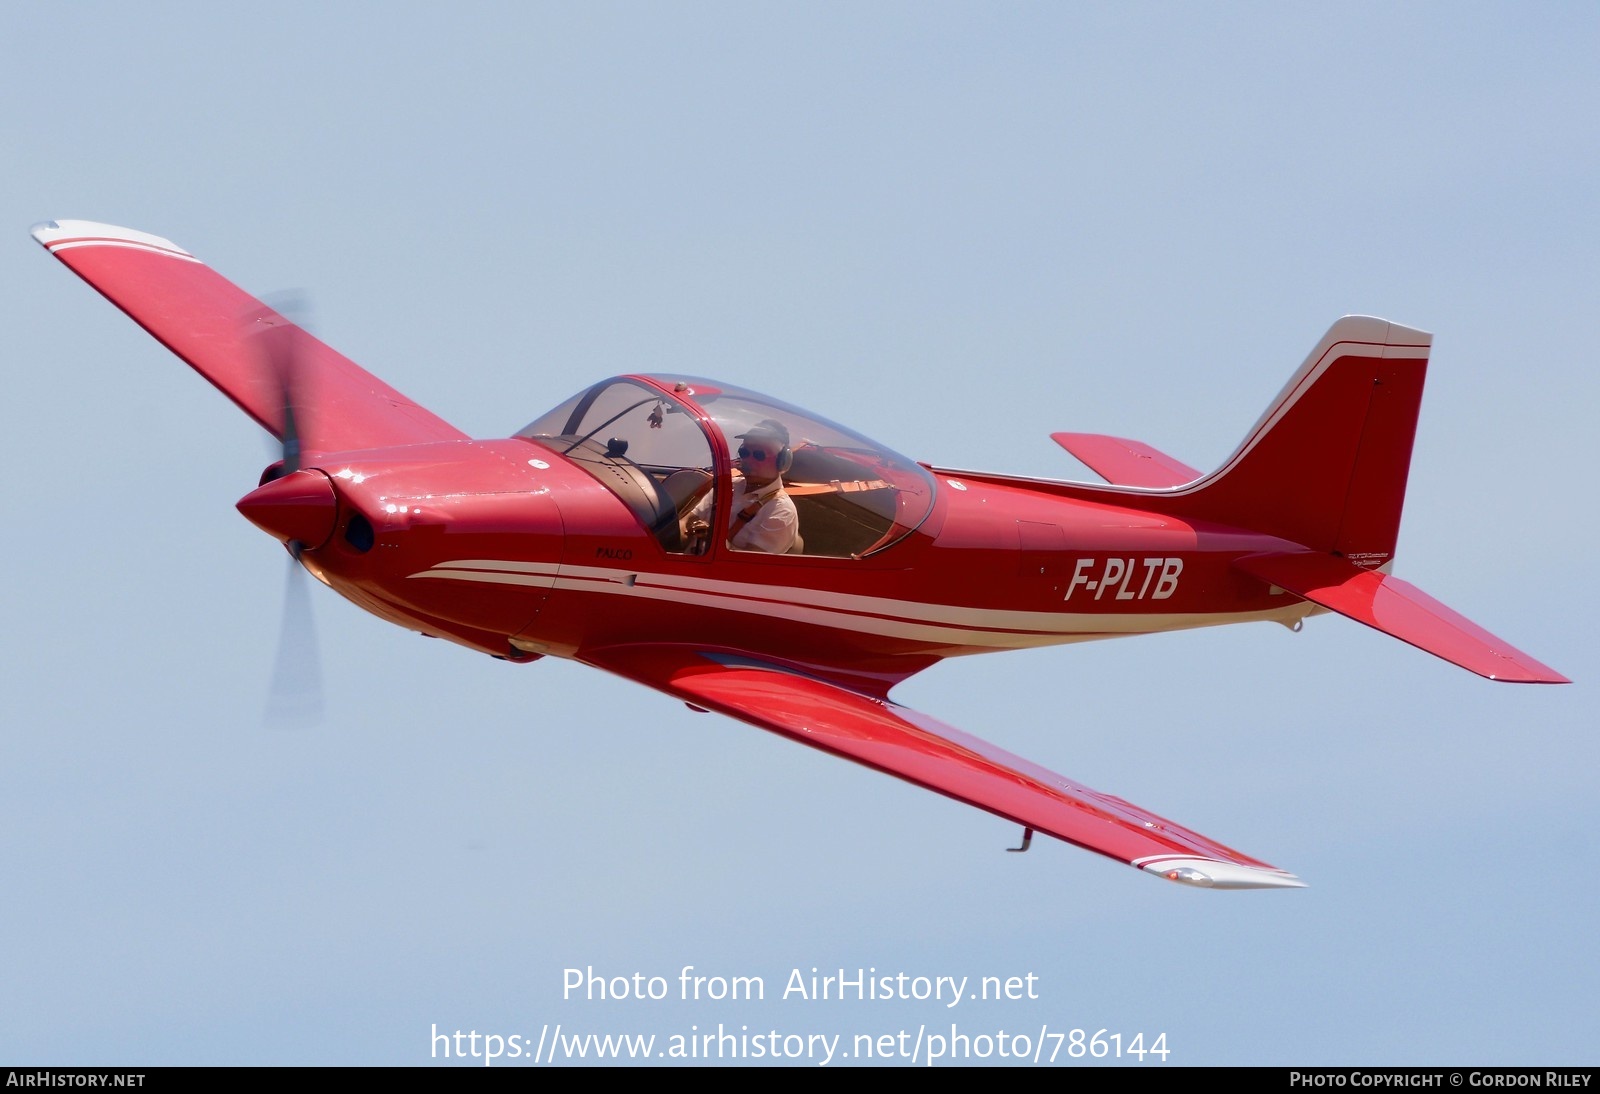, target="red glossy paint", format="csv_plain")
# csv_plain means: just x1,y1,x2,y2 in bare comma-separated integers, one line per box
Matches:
236,469,339,550
34,219,1569,890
